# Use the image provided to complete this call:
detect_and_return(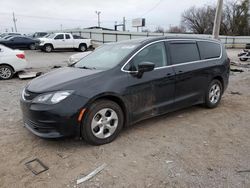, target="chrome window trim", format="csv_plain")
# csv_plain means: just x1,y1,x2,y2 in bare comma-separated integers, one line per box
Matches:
121,39,223,73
